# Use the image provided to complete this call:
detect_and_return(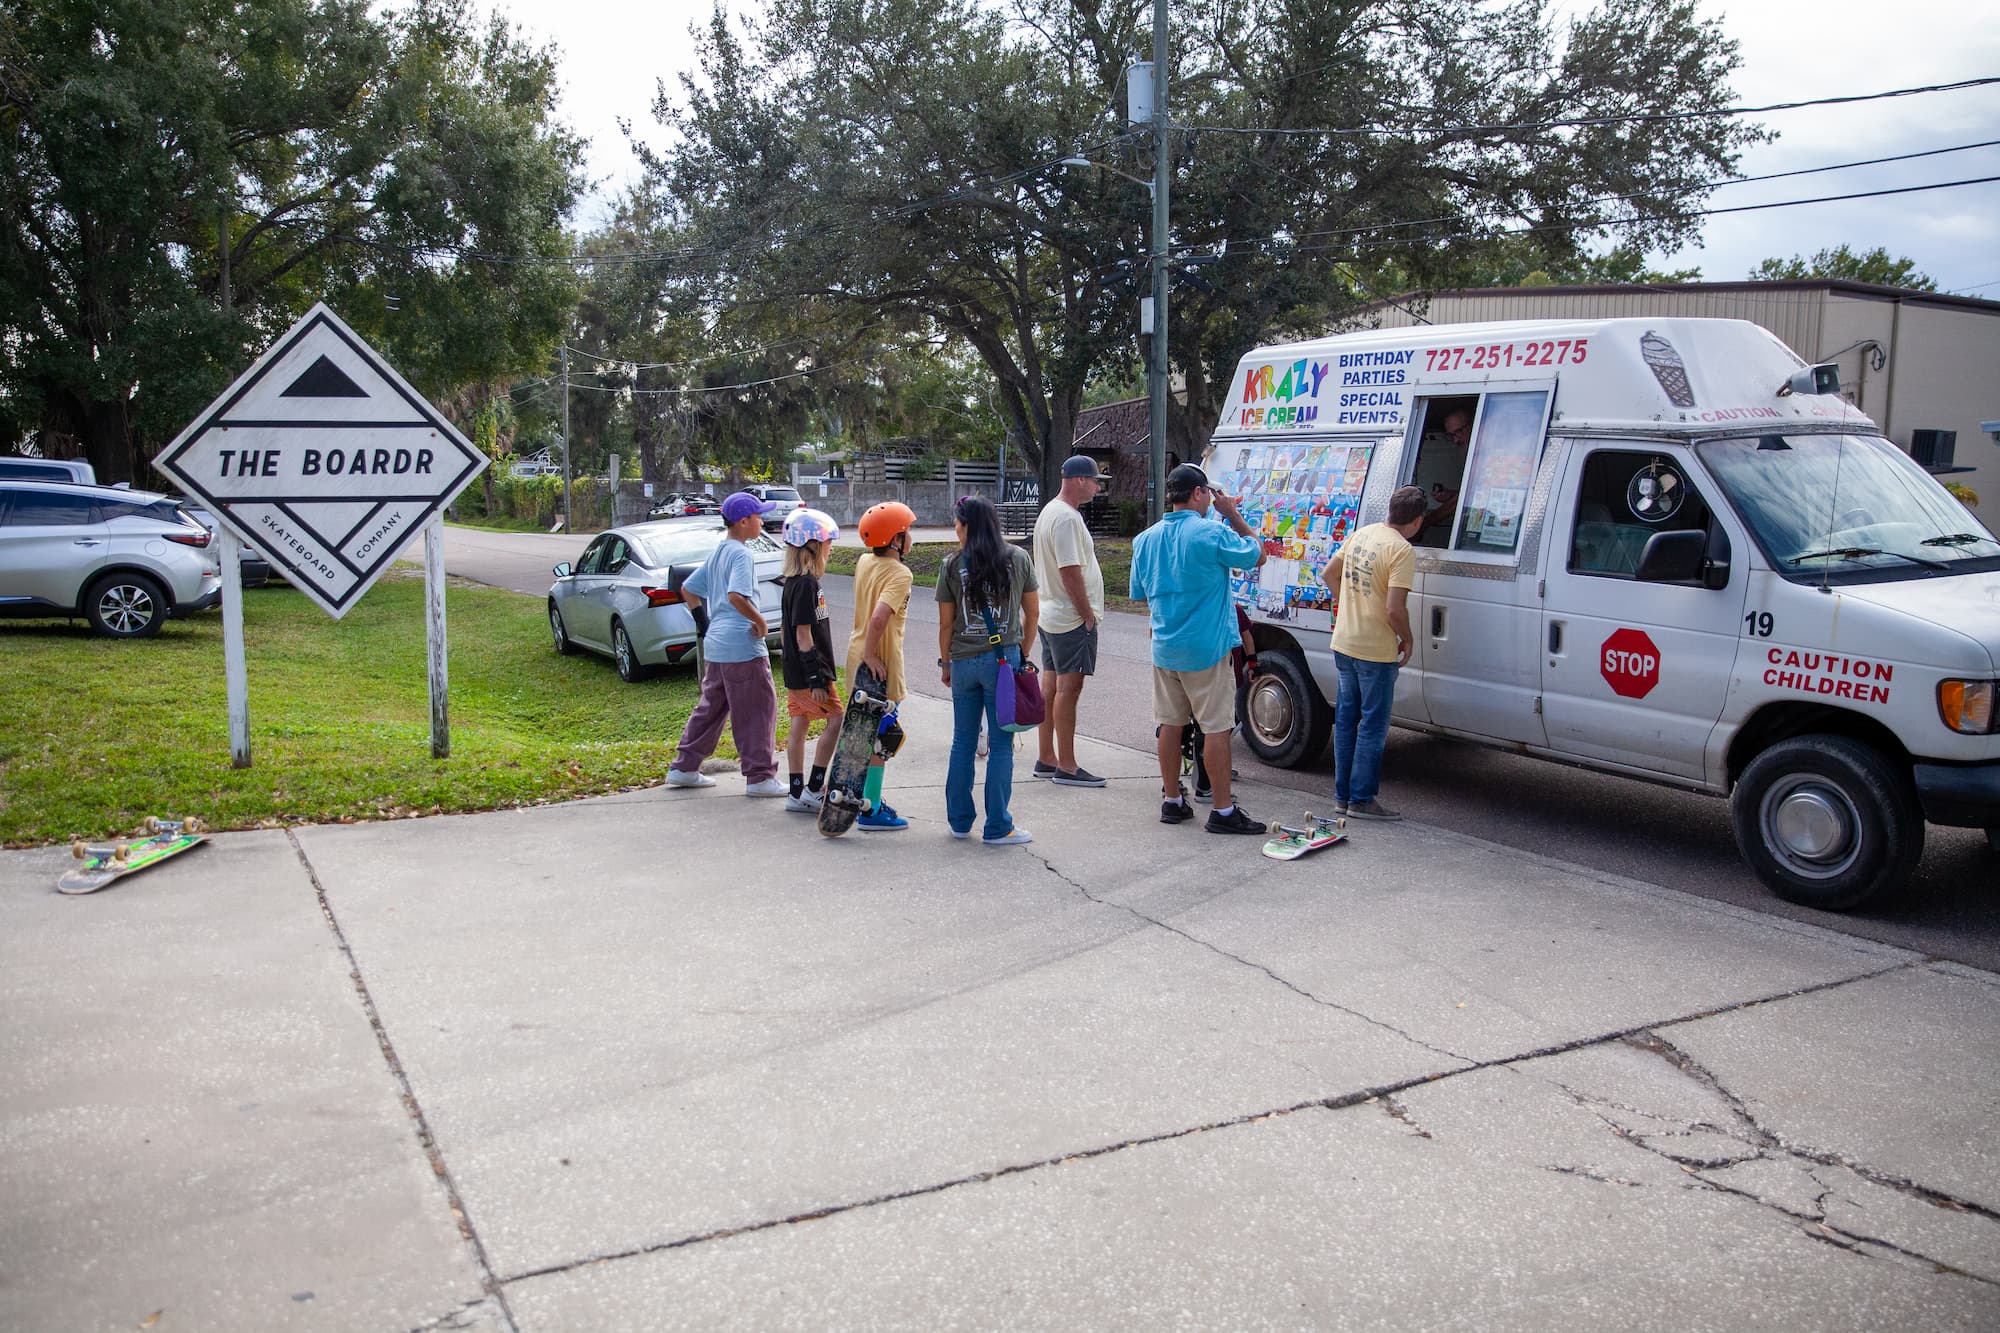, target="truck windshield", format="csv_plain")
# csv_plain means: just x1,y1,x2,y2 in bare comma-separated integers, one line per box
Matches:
1696,433,2000,584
